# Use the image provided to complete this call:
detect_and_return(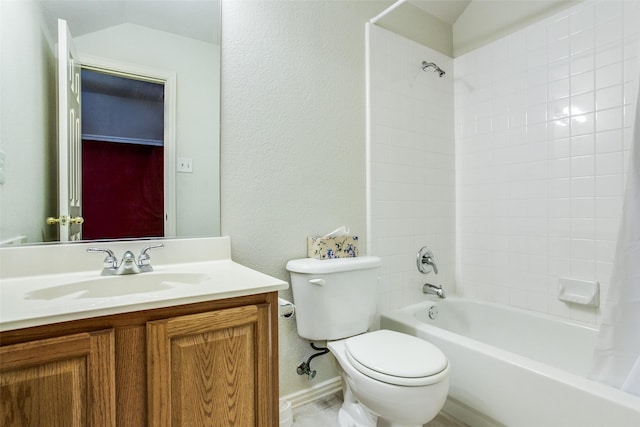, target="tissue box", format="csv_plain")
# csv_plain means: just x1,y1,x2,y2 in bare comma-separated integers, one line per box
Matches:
307,236,359,259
